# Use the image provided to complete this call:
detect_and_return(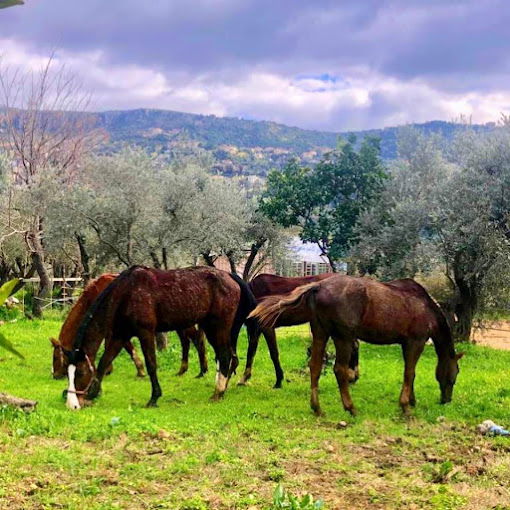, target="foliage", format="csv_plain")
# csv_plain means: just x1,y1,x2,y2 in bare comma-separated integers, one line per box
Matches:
0,278,23,358
261,136,387,265
352,126,510,340
272,484,324,509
